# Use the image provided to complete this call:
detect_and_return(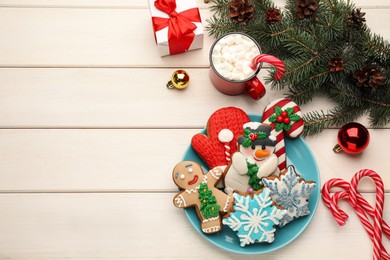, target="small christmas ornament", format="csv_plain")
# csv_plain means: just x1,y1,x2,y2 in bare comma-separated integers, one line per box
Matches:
166,70,190,90
265,8,282,24
228,0,255,24
353,65,385,89
294,0,319,19
328,58,344,72
346,8,366,28
333,122,370,154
